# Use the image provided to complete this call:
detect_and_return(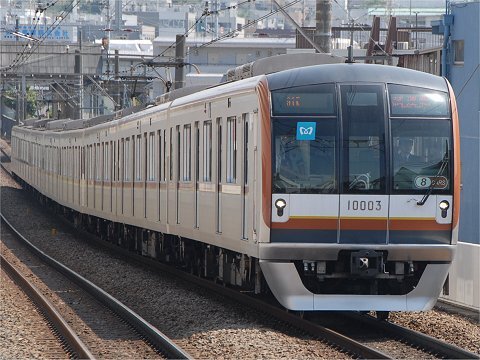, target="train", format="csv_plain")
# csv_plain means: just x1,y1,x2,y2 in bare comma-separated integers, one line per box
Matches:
11,60,460,316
